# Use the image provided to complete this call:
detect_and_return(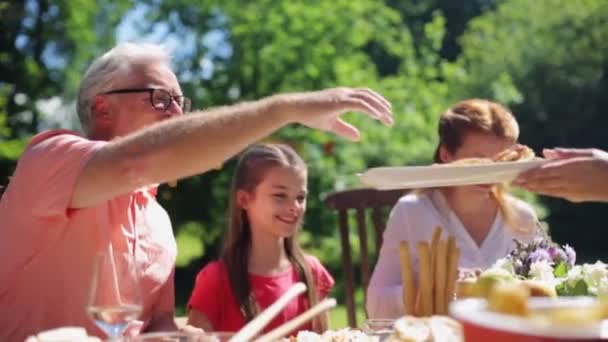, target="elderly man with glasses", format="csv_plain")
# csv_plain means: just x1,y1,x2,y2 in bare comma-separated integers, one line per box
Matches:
0,42,393,340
